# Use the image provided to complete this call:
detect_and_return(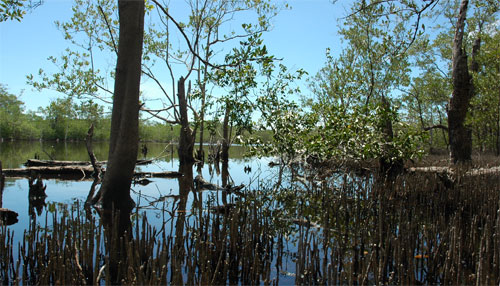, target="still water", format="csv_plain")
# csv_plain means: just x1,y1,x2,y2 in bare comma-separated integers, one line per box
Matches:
1,141,500,285
0,141,272,233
